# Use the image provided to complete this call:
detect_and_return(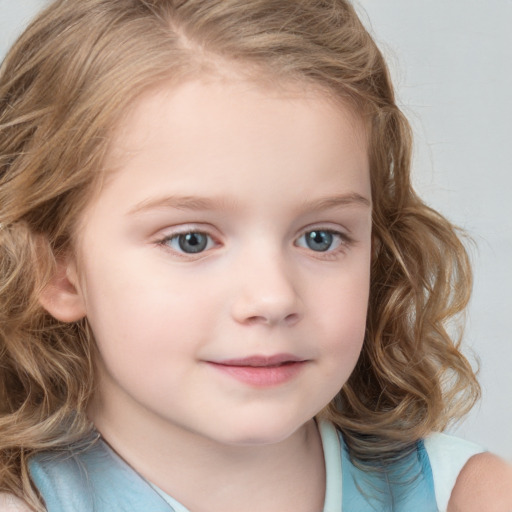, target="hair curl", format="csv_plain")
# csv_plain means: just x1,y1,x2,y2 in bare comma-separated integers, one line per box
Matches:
0,0,479,508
